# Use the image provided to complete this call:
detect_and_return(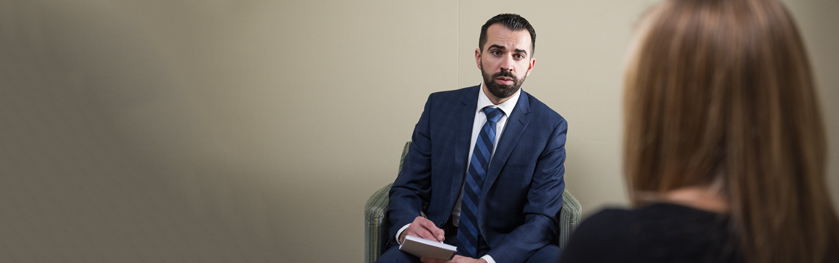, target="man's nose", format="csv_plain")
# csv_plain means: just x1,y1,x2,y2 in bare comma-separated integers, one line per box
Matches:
500,55,515,72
